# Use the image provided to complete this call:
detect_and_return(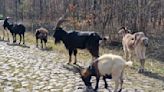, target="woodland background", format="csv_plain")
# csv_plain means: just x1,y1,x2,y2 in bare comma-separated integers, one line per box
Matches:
0,0,163,49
